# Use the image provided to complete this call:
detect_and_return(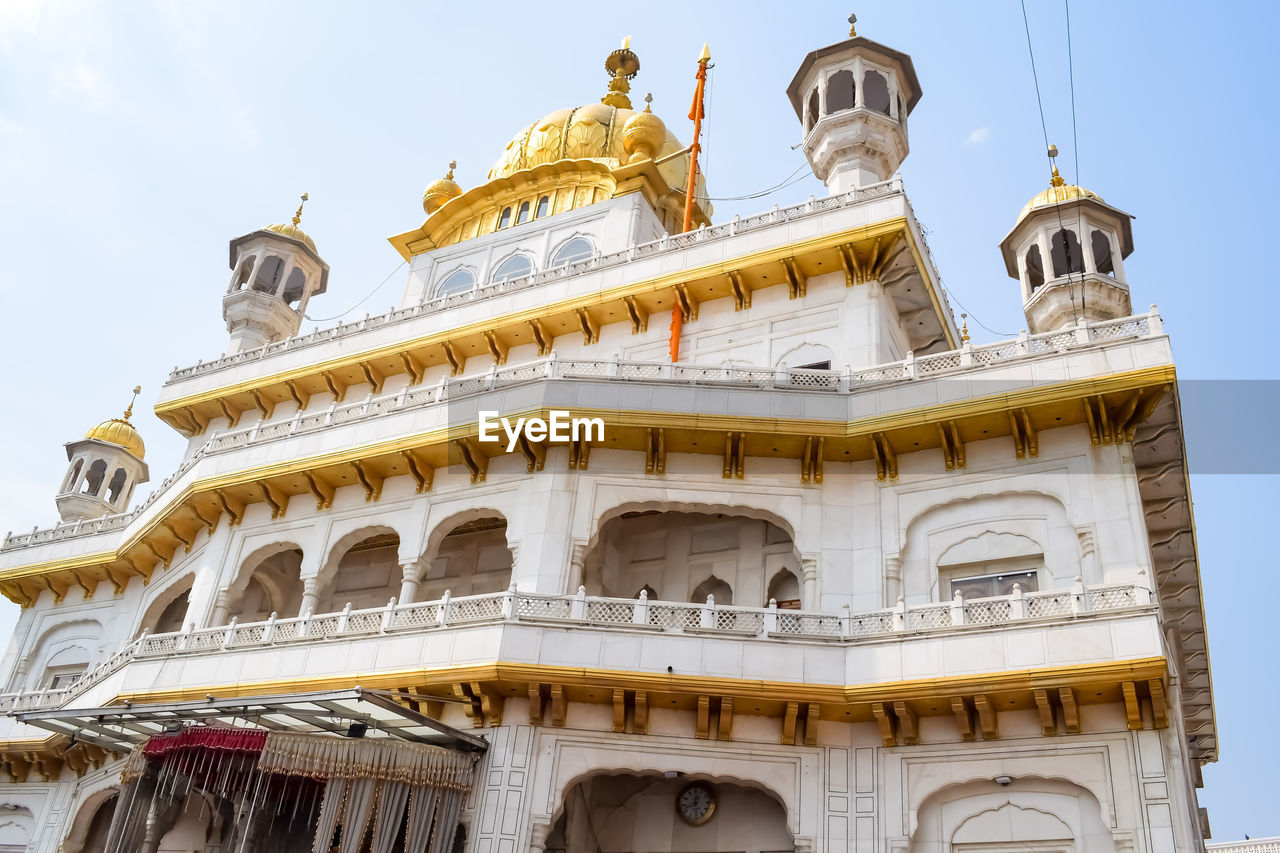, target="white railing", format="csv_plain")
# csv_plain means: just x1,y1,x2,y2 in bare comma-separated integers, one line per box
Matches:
165,179,909,384
1207,839,1280,853
0,581,1151,713
0,309,1162,554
